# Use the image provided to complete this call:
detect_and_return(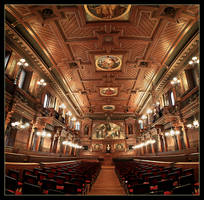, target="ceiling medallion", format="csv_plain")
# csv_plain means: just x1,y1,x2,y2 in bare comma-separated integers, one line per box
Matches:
84,4,131,21
102,105,115,111
100,87,118,96
95,55,122,71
